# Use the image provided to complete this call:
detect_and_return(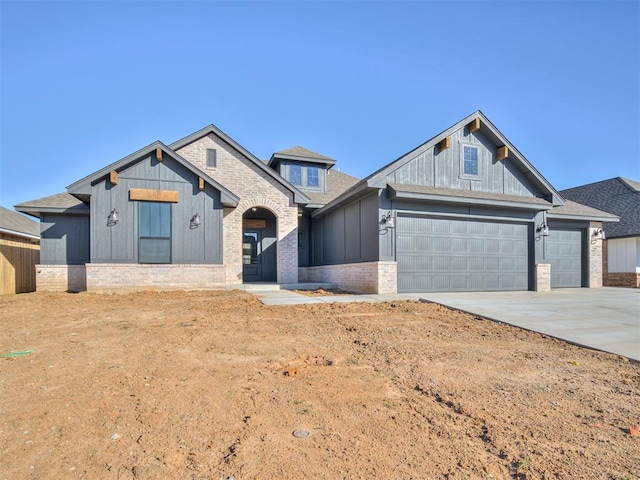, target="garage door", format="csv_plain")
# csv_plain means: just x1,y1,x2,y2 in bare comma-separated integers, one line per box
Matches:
546,228,583,288
397,215,530,293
